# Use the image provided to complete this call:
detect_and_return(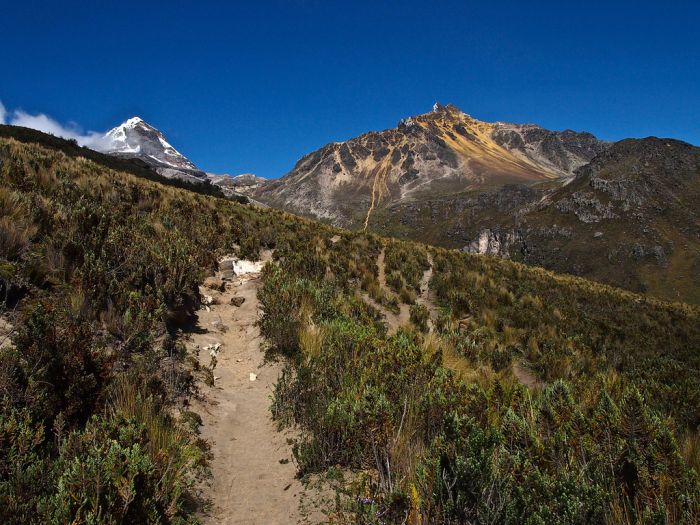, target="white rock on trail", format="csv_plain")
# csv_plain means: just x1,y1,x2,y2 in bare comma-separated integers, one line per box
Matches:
234,259,265,274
